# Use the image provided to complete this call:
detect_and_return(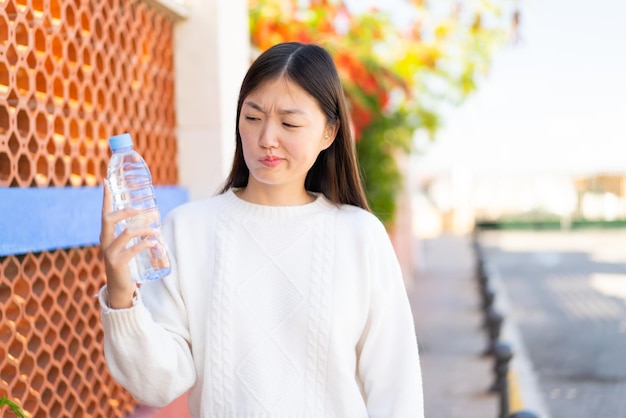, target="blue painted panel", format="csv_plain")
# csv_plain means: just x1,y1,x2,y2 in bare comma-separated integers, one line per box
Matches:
0,186,188,256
